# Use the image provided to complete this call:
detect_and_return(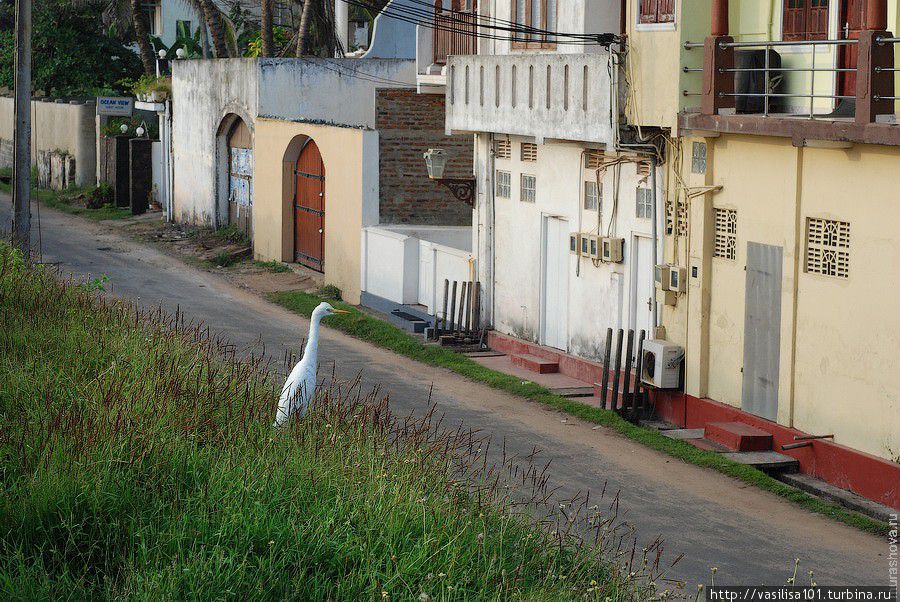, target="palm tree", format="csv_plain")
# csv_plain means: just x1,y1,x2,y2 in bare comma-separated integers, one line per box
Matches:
295,0,316,57
197,0,230,58
93,0,156,74
261,0,274,57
